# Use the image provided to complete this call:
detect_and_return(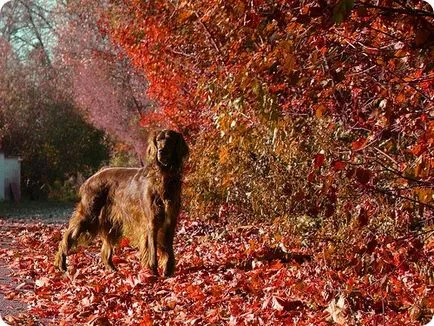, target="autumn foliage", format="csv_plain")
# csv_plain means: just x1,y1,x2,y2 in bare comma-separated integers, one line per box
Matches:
100,0,434,322
0,0,433,324
103,0,433,220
